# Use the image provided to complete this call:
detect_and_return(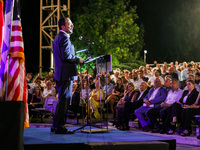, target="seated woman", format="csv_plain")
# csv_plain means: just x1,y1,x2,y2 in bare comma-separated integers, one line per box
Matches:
167,79,199,134
87,80,104,119
179,92,200,136
29,86,43,122
114,82,138,130
105,77,124,113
